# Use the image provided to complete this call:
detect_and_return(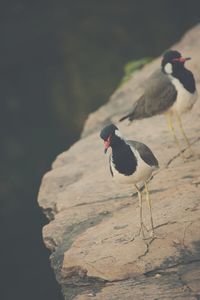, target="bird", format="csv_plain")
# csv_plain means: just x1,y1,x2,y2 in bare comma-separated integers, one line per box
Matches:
100,123,159,239
119,50,198,159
